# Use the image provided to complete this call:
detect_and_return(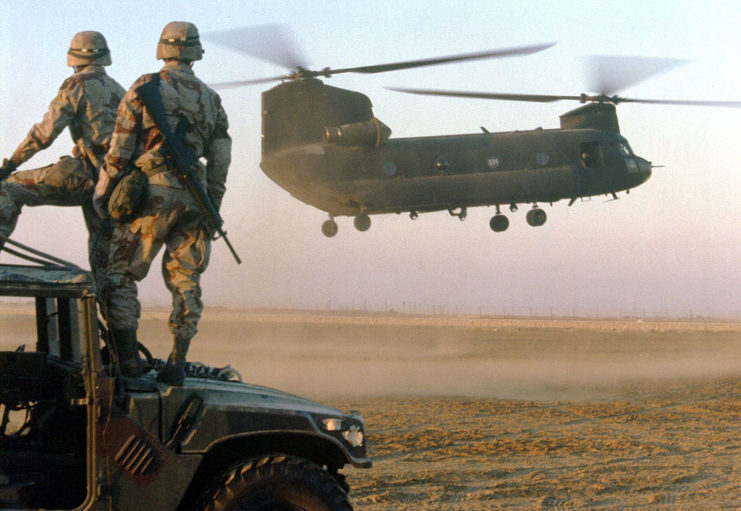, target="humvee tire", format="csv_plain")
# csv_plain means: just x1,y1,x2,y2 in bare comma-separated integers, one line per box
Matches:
198,454,353,511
